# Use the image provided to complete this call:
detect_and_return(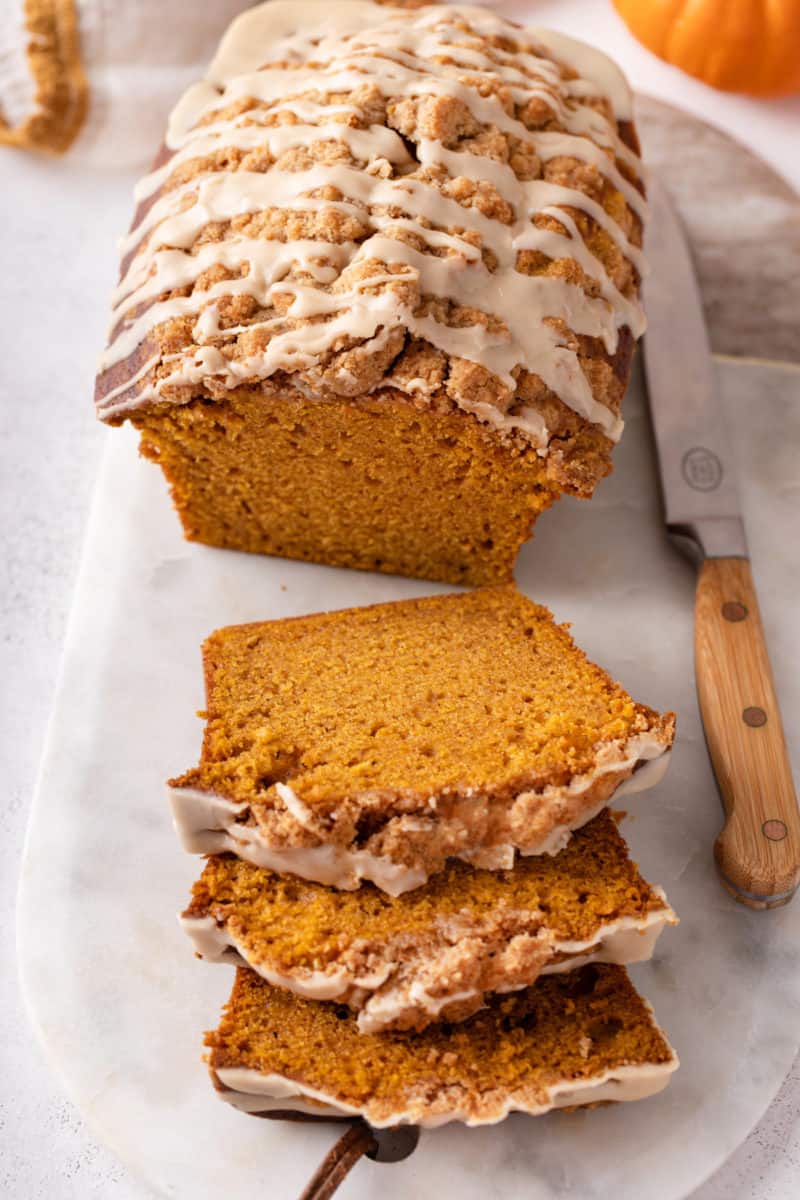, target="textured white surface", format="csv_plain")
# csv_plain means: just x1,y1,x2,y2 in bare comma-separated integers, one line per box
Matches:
2,4,800,1198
